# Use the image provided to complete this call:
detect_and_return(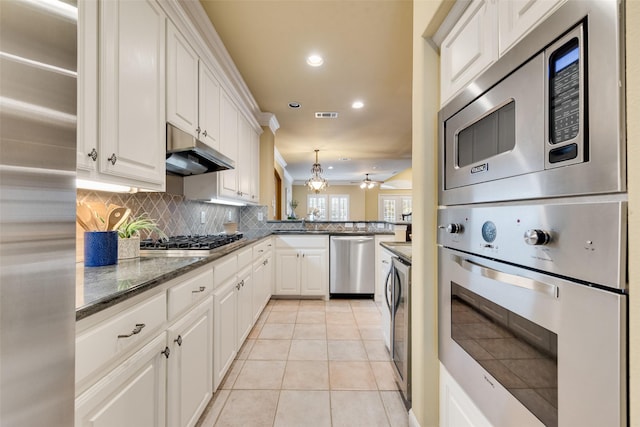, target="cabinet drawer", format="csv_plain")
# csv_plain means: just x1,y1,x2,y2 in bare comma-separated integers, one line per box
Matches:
275,235,328,249
76,292,167,384
253,238,272,260
167,267,213,321
237,246,253,269
213,254,237,287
